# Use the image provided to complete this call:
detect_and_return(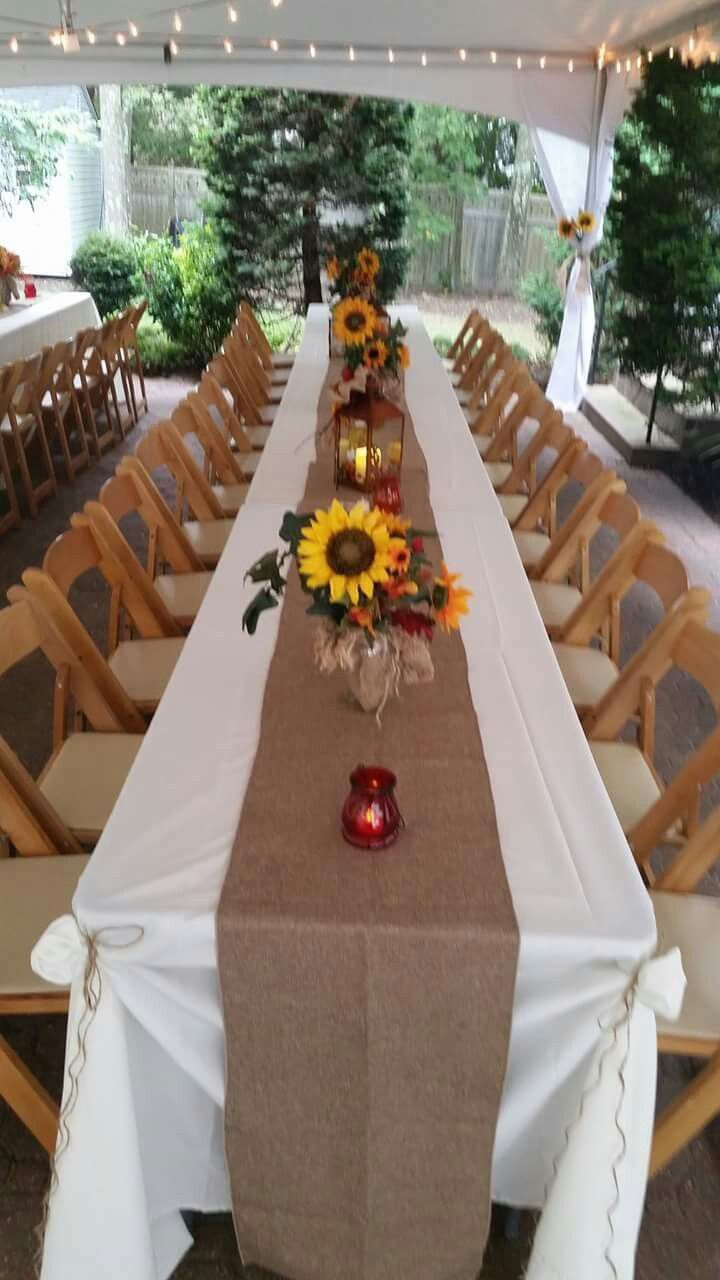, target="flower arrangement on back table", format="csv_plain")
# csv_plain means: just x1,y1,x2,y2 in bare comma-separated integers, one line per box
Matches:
327,246,381,303
0,245,21,308
242,499,471,716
